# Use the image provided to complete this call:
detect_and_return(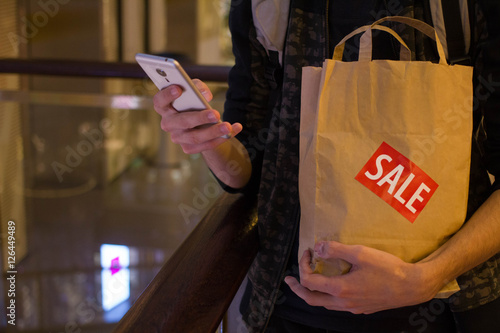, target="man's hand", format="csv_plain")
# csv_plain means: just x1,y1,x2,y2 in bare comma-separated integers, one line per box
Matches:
285,241,441,314
153,79,242,154
154,78,251,189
